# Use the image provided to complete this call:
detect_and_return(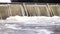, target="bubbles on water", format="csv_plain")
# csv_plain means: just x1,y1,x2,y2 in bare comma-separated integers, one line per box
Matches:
4,15,60,25
37,29,54,34
5,24,17,29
